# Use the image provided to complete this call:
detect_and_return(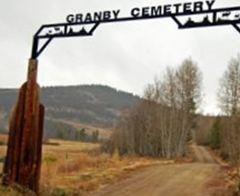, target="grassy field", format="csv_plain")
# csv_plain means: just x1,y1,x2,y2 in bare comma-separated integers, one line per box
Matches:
0,134,7,172
0,134,159,195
